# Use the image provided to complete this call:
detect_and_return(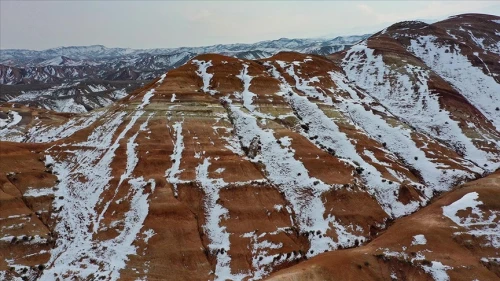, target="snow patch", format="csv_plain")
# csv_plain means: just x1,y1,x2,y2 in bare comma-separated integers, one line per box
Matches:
192,60,218,95
165,121,186,194
411,234,427,246
422,261,452,281
442,192,500,248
